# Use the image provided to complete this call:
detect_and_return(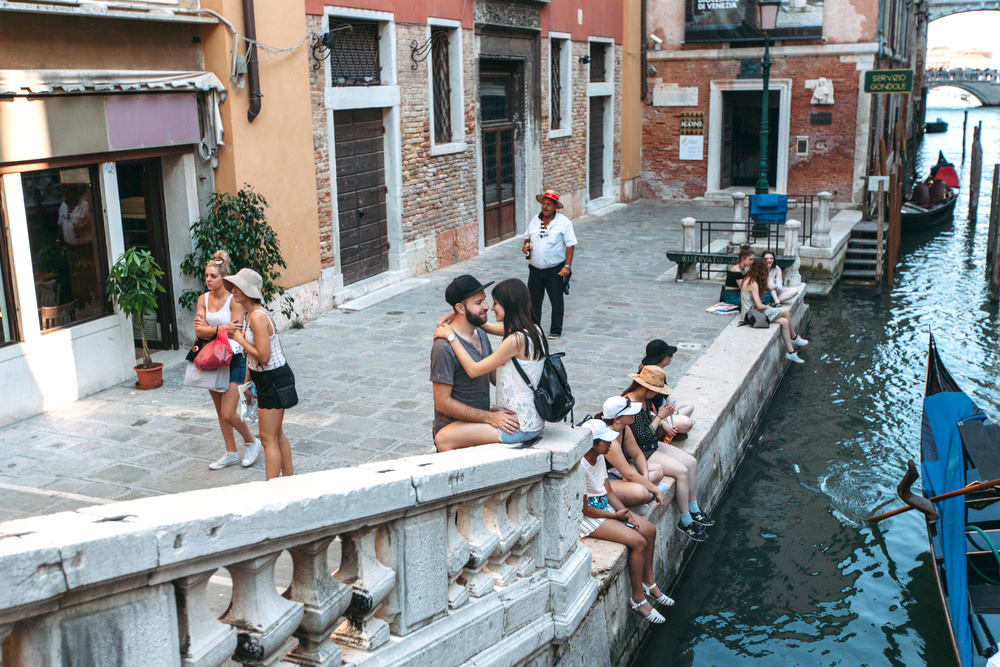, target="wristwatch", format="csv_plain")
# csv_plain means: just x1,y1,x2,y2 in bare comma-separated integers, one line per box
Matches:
446,333,456,343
